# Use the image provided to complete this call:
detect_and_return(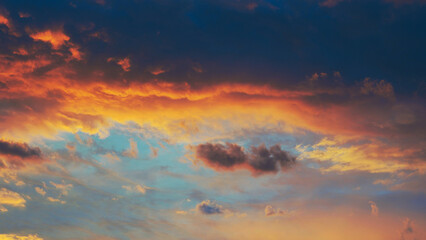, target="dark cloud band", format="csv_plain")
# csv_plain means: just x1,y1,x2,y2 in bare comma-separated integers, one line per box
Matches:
0,140,42,159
